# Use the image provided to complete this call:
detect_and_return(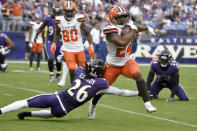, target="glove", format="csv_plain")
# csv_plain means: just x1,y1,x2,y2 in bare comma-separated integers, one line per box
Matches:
88,44,94,58
166,97,174,102
147,26,156,35
0,47,9,55
29,43,33,48
126,20,137,30
50,43,56,54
